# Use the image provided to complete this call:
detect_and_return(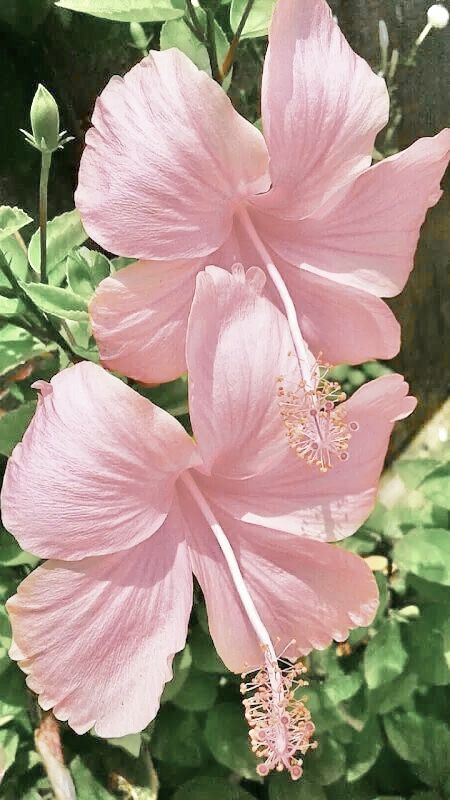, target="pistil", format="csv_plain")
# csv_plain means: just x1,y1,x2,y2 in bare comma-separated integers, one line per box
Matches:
181,472,316,778
238,209,358,471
